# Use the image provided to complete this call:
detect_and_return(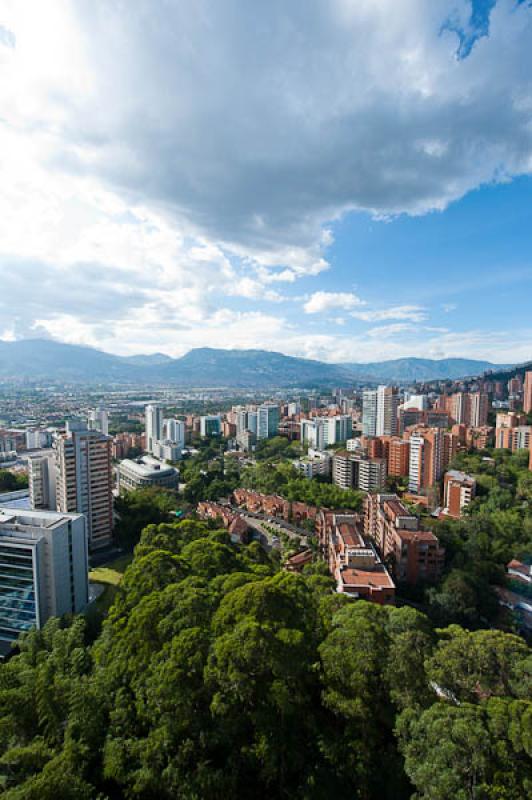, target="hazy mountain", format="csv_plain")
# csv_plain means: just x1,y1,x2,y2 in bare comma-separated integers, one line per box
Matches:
0,339,505,386
341,357,501,382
